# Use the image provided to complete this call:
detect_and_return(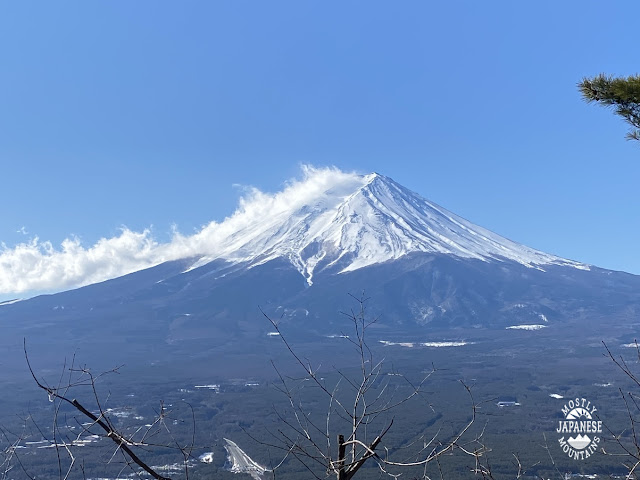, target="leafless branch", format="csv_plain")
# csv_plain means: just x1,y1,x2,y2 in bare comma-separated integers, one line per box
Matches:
21,339,204,480
257,294,482,479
